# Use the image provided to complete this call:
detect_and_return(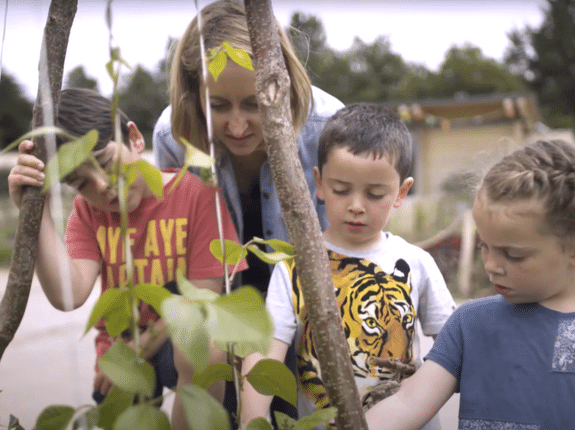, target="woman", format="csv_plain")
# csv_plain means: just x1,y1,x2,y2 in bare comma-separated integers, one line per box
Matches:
153,0,343,294
152,1,343,428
